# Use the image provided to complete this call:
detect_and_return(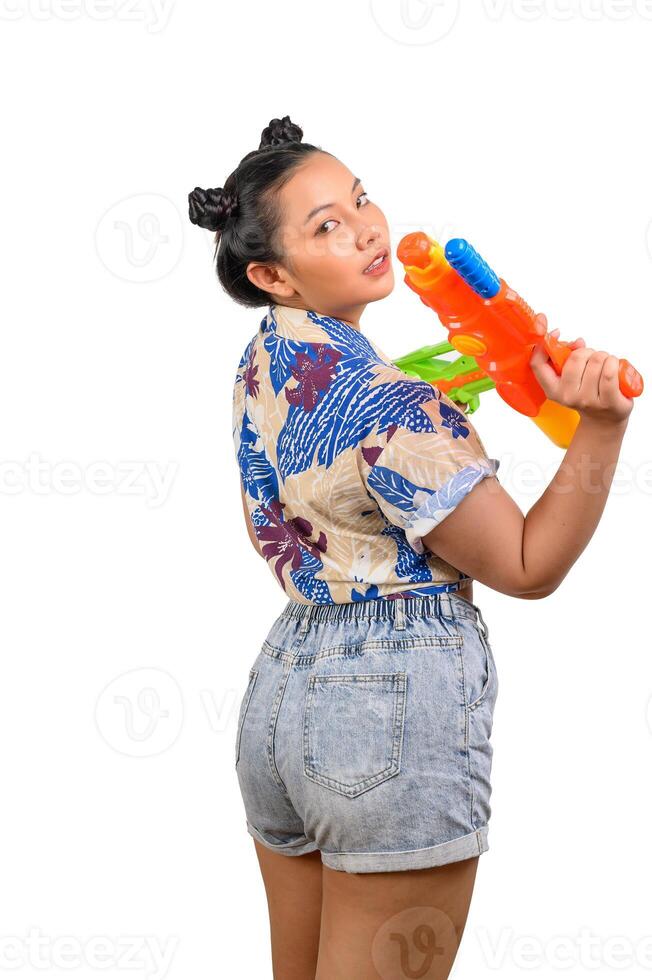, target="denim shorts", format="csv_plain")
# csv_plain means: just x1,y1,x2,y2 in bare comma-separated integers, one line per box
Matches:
234,591,498,874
